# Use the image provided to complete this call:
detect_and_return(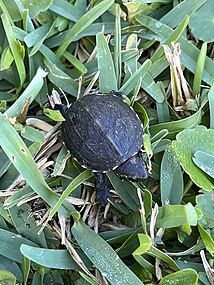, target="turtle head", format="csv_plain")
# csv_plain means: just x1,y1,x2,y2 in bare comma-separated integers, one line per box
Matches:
49,89,69,118
115,153,148,180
